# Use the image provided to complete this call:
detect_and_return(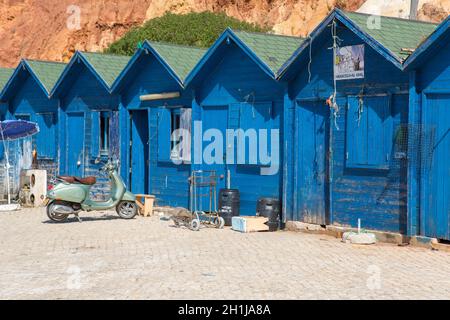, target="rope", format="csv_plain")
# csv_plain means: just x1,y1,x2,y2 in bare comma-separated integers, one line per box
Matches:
357,86,365,127
308,35,313,83
330,20,340,131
